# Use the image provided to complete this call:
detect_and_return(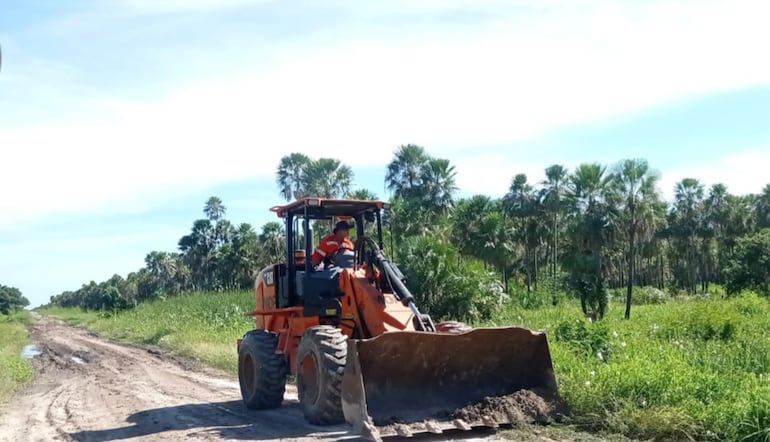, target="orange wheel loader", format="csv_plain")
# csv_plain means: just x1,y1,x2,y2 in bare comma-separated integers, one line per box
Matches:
237,197,560,441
